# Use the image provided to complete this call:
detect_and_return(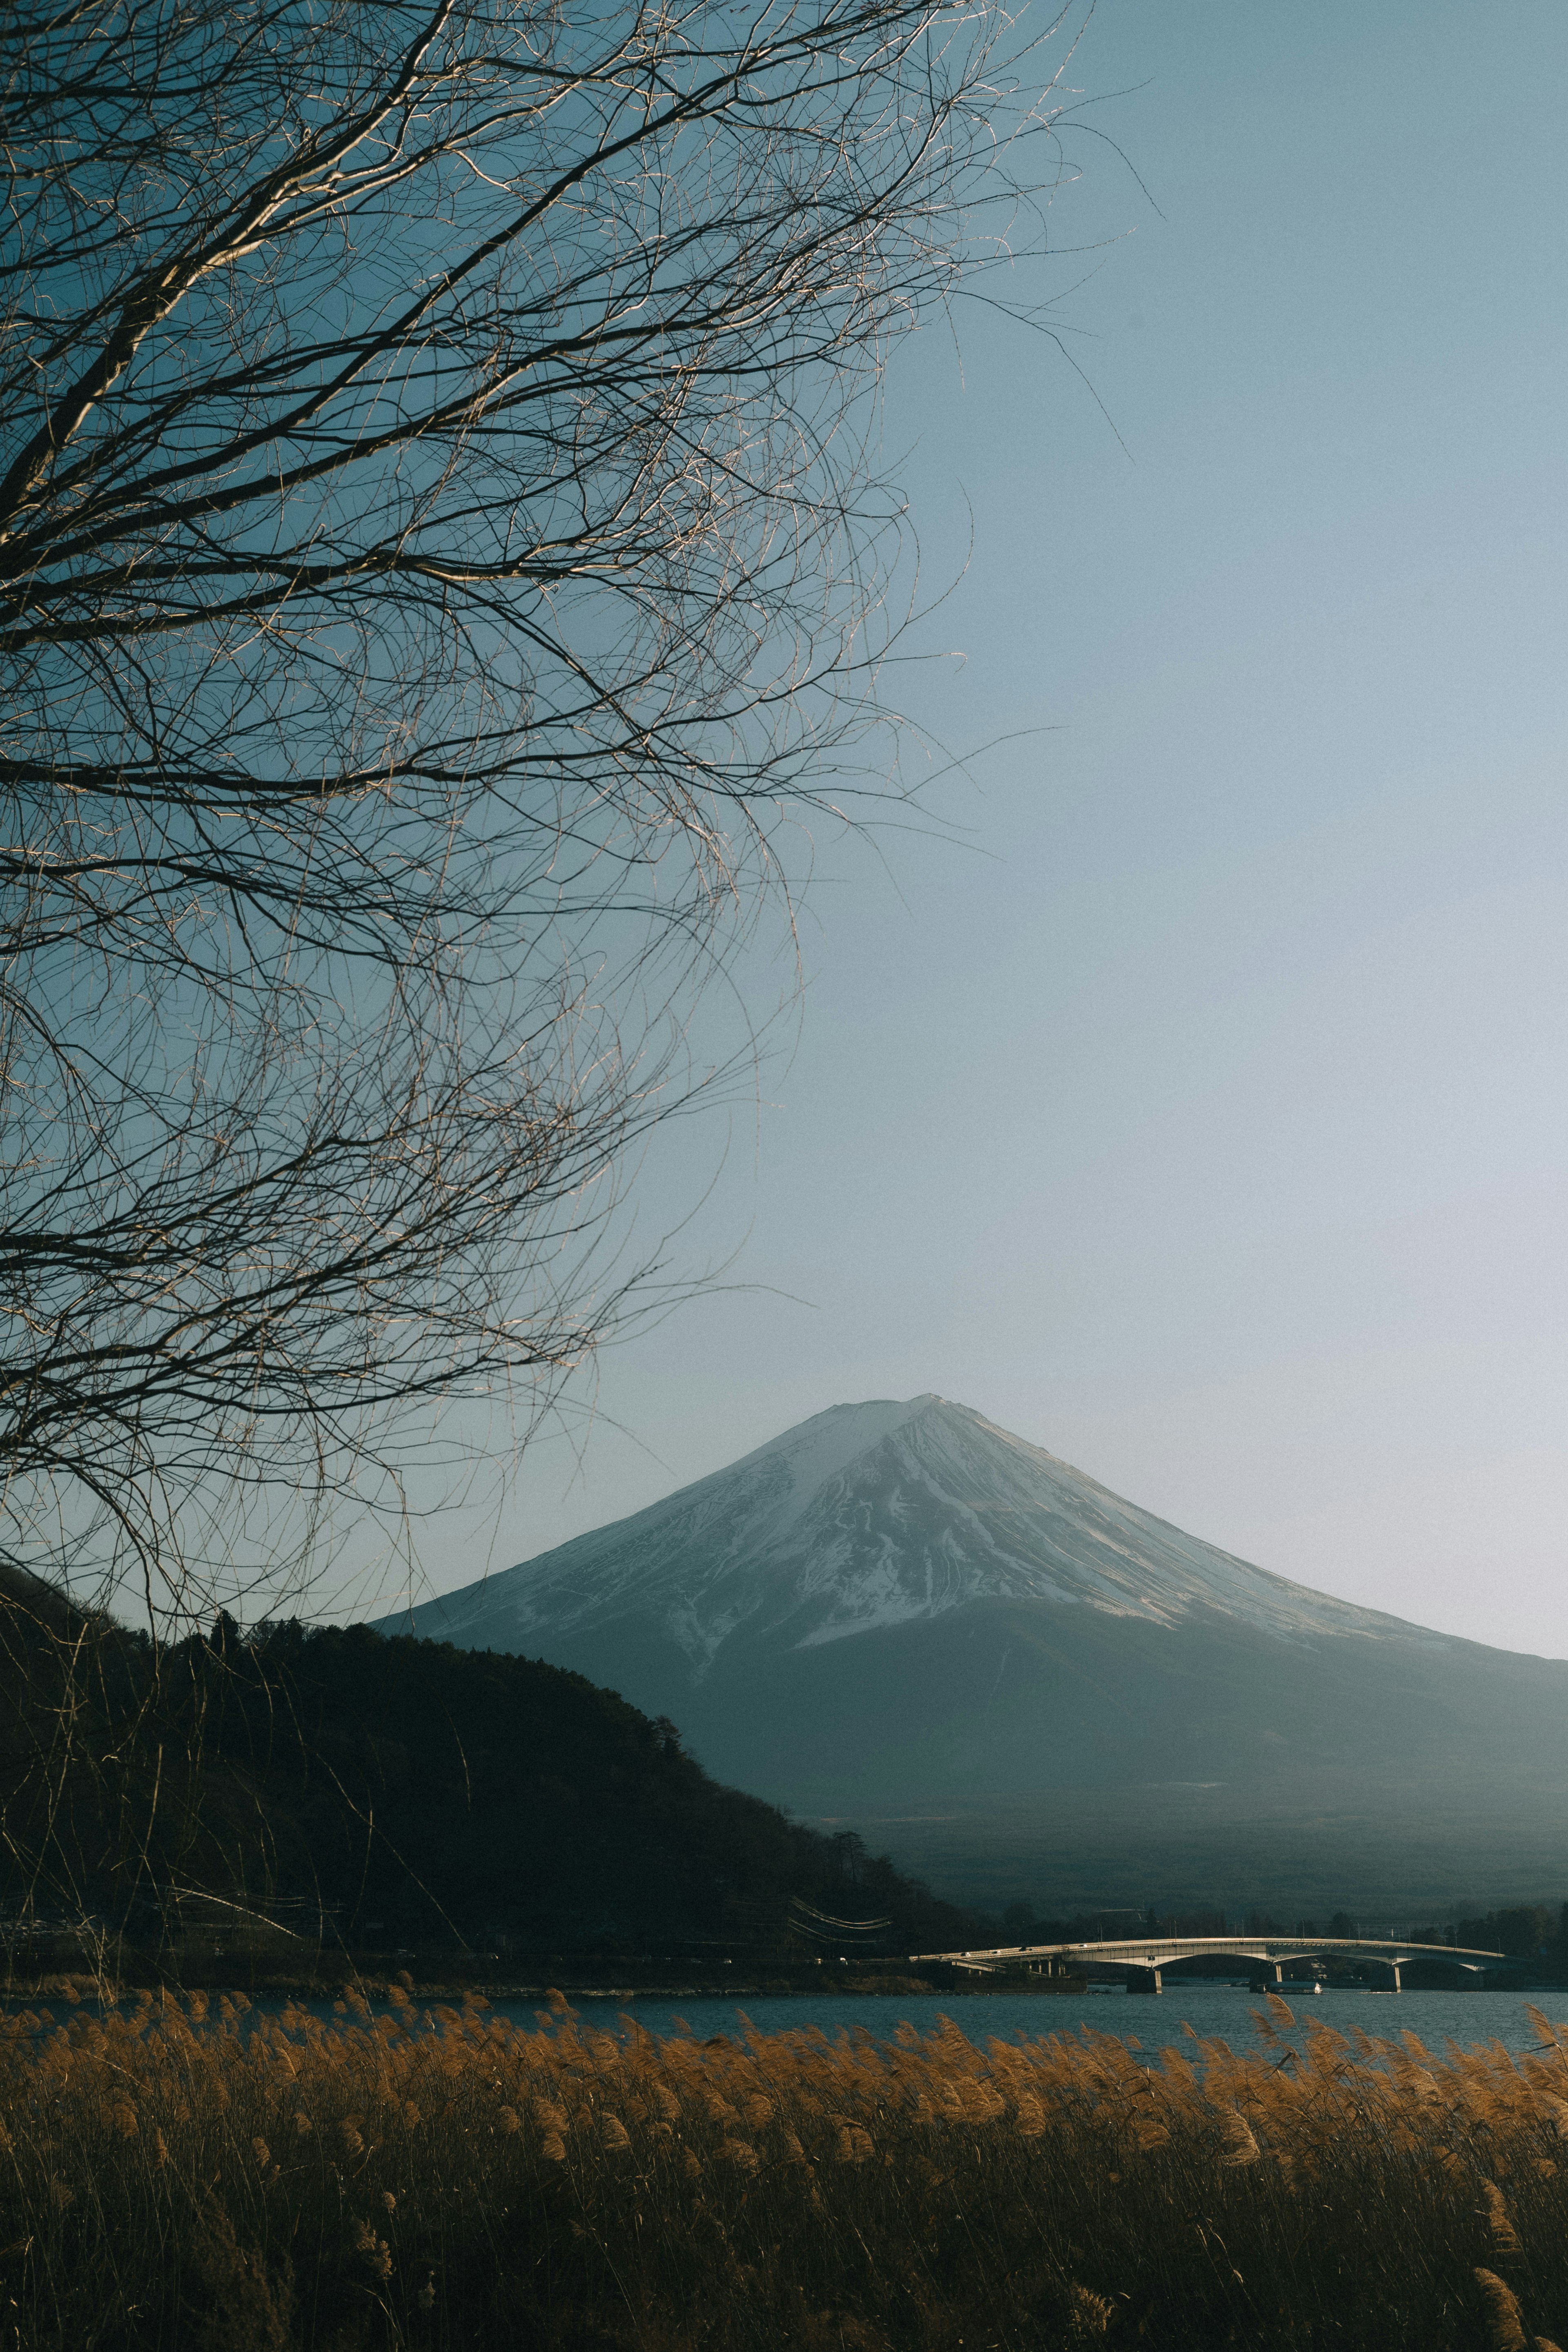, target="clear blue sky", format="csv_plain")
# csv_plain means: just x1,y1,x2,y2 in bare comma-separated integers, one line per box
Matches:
352,1,1568,1659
